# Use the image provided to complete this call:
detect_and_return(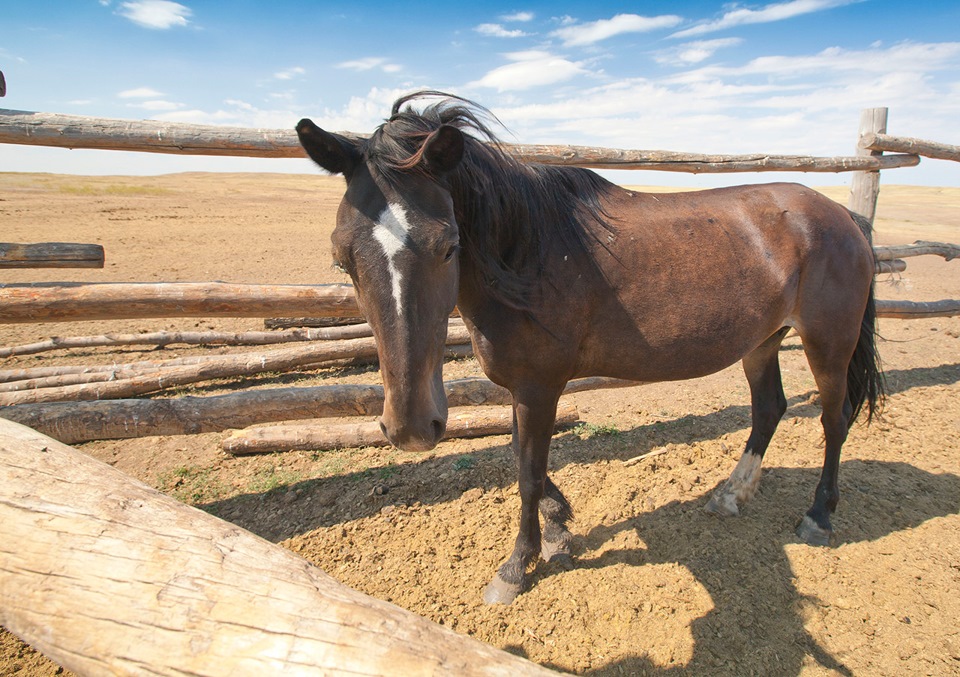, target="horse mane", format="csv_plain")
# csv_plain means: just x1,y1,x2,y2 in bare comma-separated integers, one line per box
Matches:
366,91,617,311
